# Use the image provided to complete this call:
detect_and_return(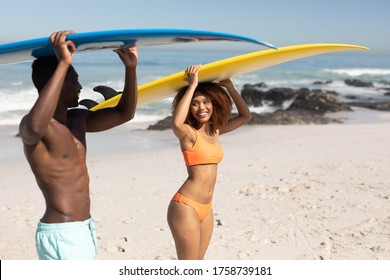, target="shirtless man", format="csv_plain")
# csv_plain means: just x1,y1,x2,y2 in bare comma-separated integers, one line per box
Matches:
19,30,138,259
